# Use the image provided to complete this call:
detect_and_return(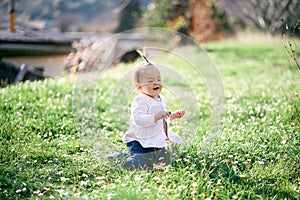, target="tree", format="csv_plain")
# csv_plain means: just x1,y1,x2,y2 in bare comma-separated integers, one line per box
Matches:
188,0,232,42
221,0,300,35
143,0,172,28
115,0,141,32
142,0,232,42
